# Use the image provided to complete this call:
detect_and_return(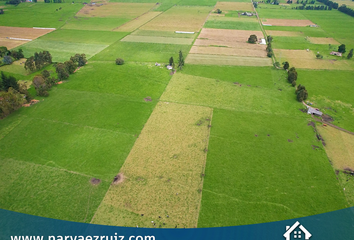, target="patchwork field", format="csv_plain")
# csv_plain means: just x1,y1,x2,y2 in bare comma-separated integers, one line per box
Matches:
92,102,212,228
140,6,212,32
114,12,162,32
1,0,354,231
